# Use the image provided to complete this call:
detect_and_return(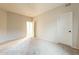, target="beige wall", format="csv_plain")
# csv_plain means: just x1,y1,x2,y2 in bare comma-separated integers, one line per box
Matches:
34,4,79,48
0,10,7,42
0,10,32,42
72,4,79,48
0,10,7,35
7,12,32,40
